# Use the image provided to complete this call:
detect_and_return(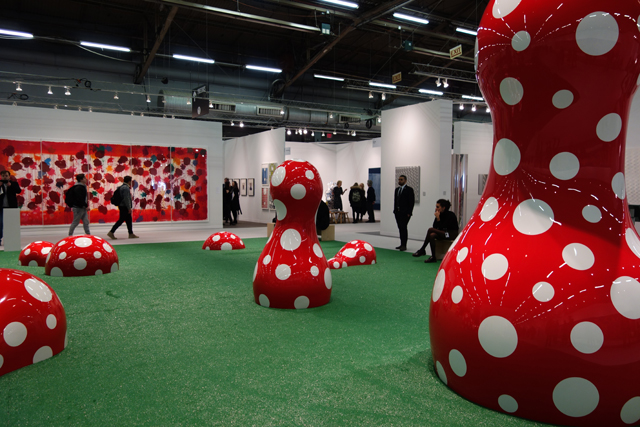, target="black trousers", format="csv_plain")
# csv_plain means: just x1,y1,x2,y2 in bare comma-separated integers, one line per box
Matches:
110,206,133,234
367,202,375,221
395,212,410,247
